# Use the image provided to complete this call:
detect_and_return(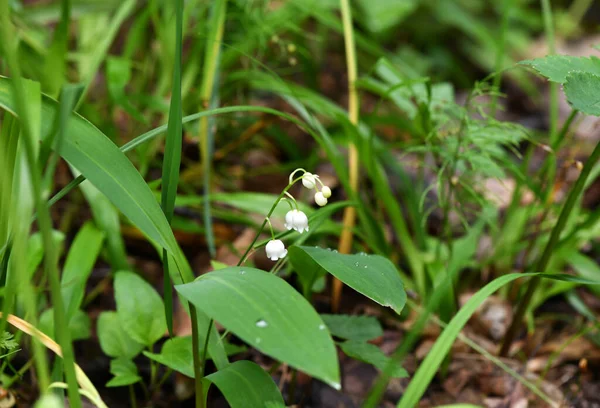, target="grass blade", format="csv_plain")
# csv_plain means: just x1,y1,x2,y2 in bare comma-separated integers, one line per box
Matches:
198,0,227,258
161,0,185,337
